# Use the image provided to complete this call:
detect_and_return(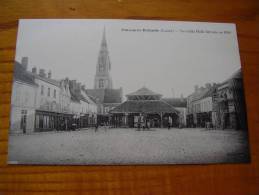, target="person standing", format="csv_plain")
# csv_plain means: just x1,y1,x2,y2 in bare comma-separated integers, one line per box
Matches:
168,116,172,130
146,119,150,130
137,116,141,131
95,121,99,132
